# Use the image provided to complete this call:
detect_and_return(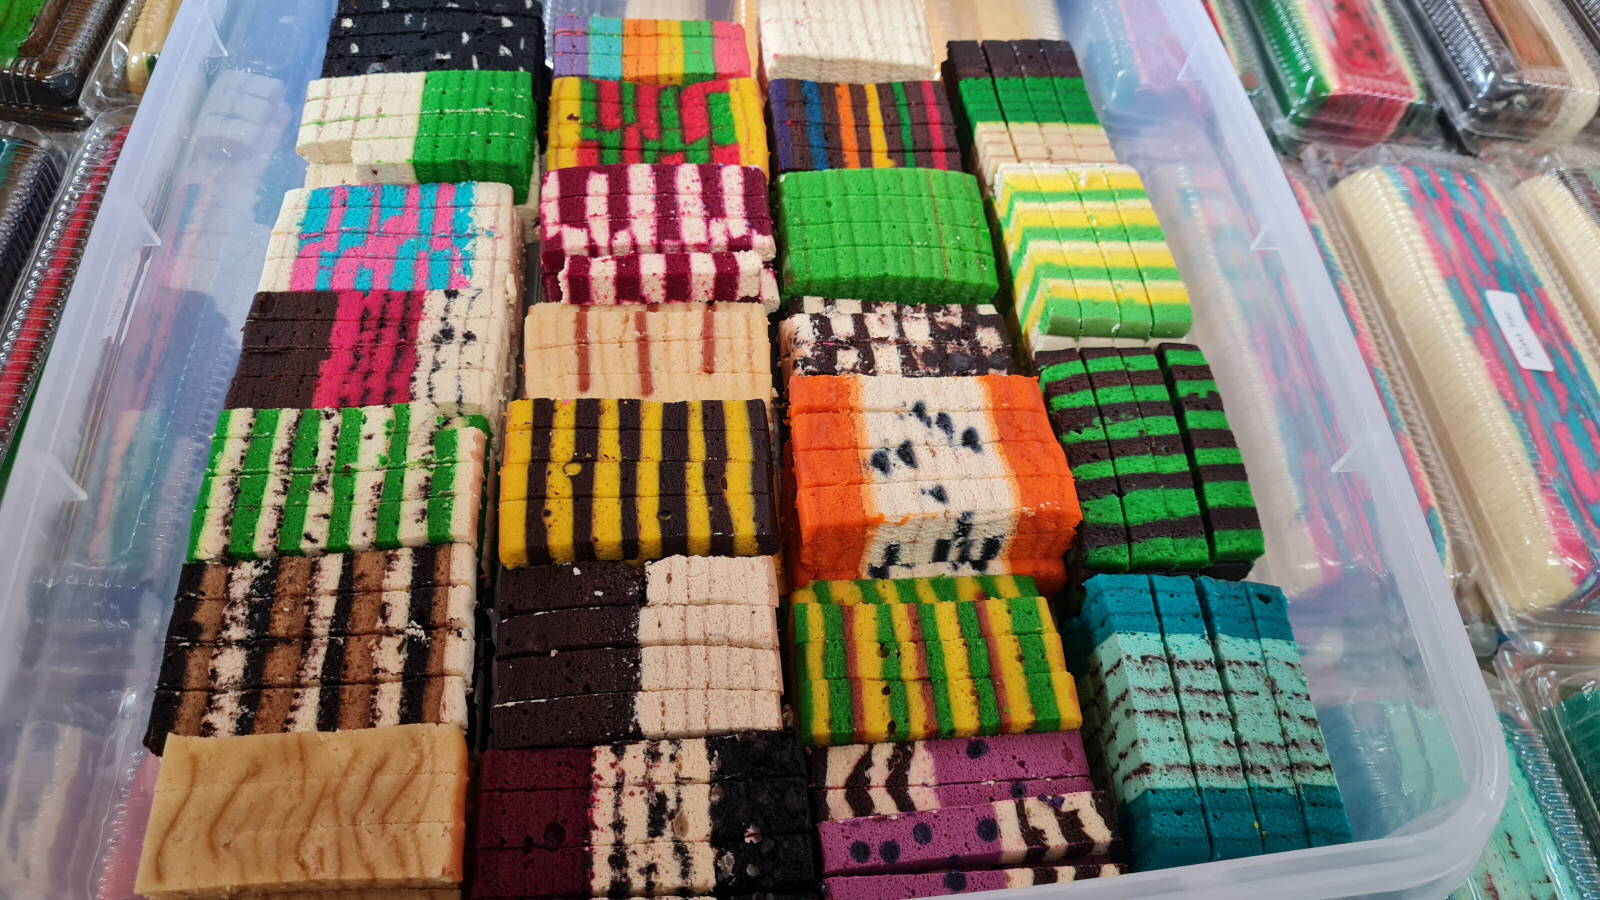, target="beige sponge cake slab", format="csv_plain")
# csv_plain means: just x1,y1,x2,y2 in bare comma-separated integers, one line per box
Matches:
136,725,468,898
